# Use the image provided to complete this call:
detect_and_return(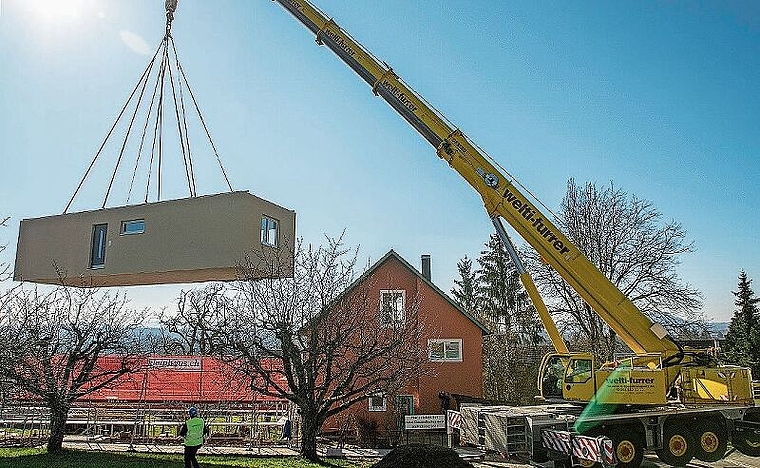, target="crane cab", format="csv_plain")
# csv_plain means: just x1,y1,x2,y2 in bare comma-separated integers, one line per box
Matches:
539,353,596,403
